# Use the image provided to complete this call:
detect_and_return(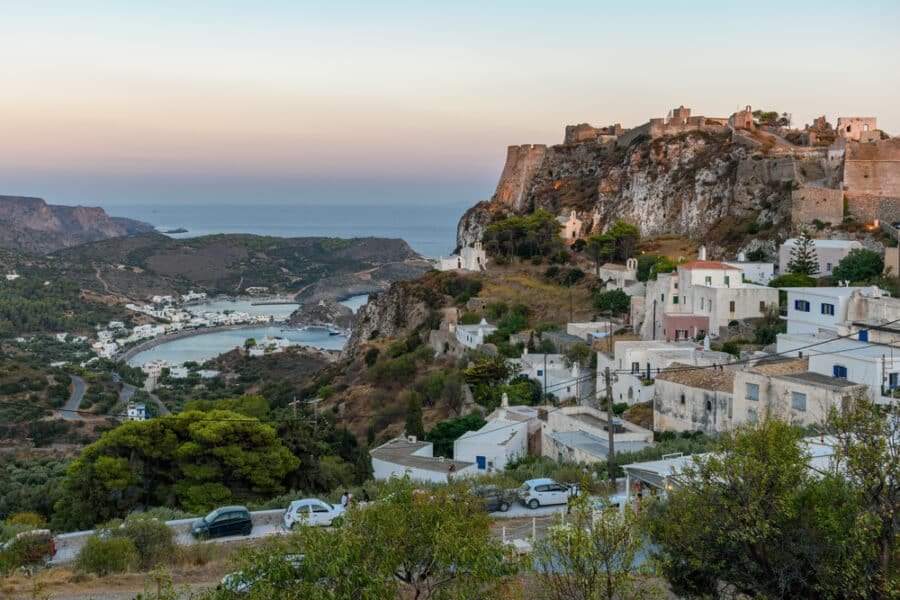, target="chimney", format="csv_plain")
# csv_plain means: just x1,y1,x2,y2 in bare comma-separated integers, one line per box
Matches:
698,245,707,260
501,392,509,408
